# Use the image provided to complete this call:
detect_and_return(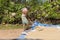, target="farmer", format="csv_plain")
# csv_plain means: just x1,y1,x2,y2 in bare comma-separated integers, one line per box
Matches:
21,7,29,29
